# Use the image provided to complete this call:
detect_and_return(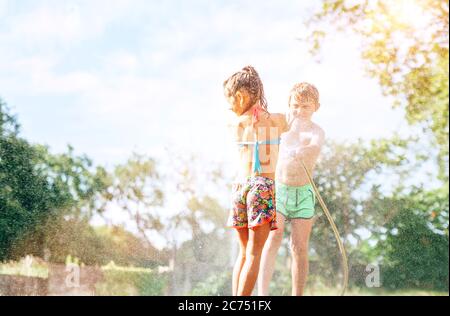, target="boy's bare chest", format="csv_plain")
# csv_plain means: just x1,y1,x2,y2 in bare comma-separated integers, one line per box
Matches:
298,130,314,146
282,128,315,147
